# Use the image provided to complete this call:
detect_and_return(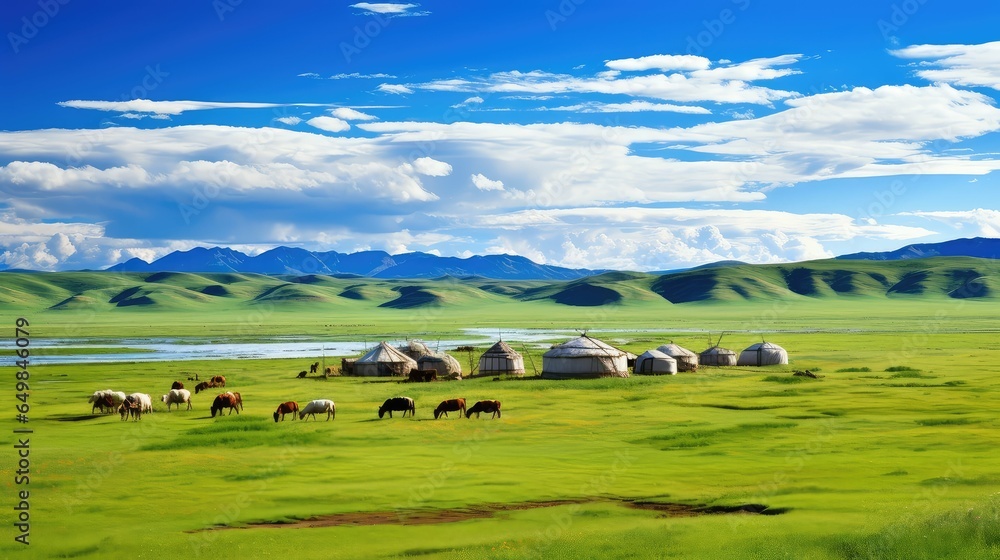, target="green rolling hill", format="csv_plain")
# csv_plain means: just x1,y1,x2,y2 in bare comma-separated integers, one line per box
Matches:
0,257,997,314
